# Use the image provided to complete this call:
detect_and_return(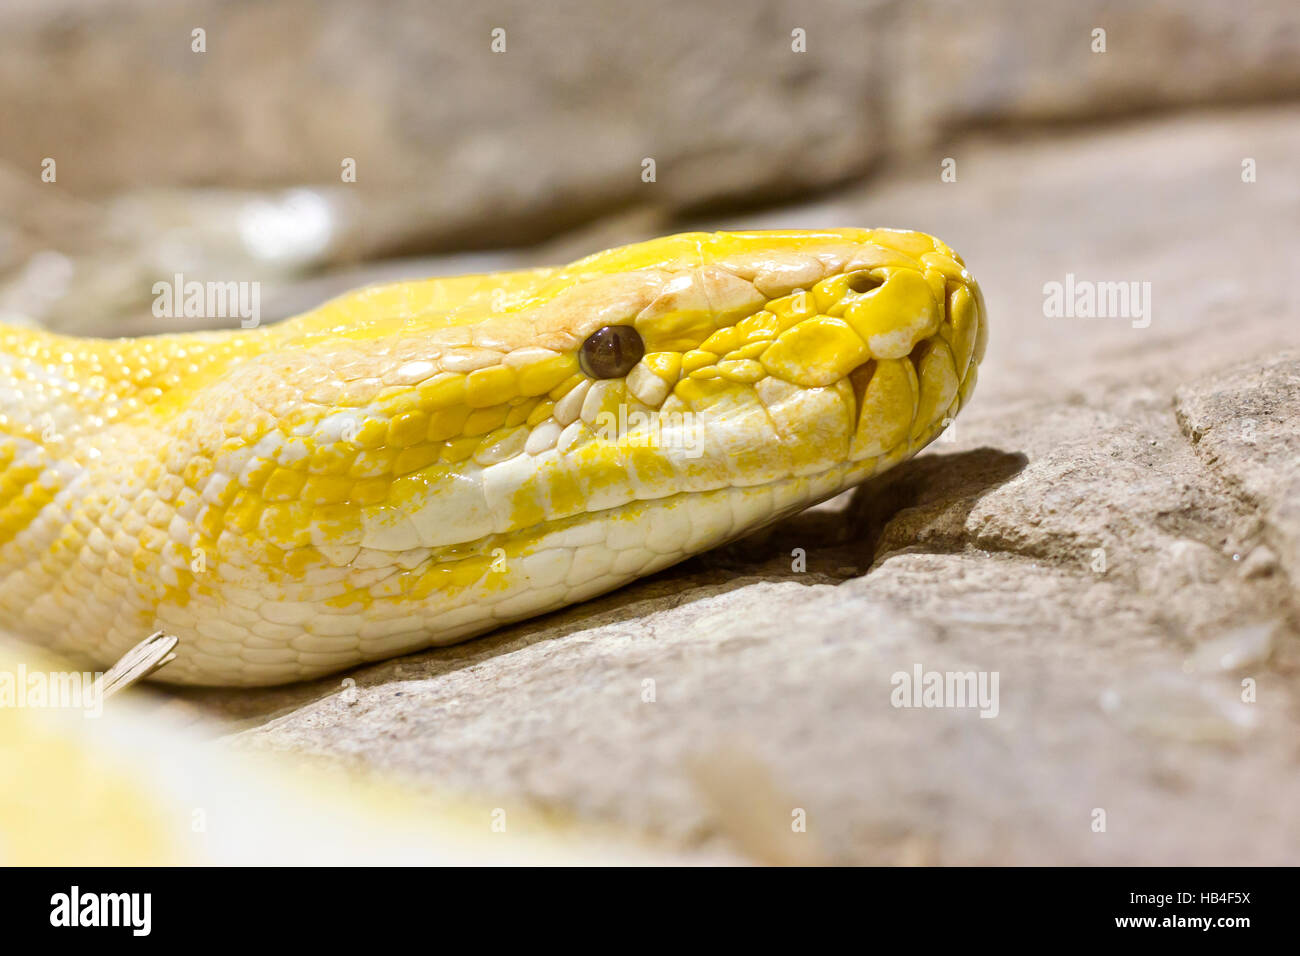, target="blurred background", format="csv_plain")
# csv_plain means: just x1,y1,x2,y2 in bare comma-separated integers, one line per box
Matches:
4,0,1300,864
3,0,1297,336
